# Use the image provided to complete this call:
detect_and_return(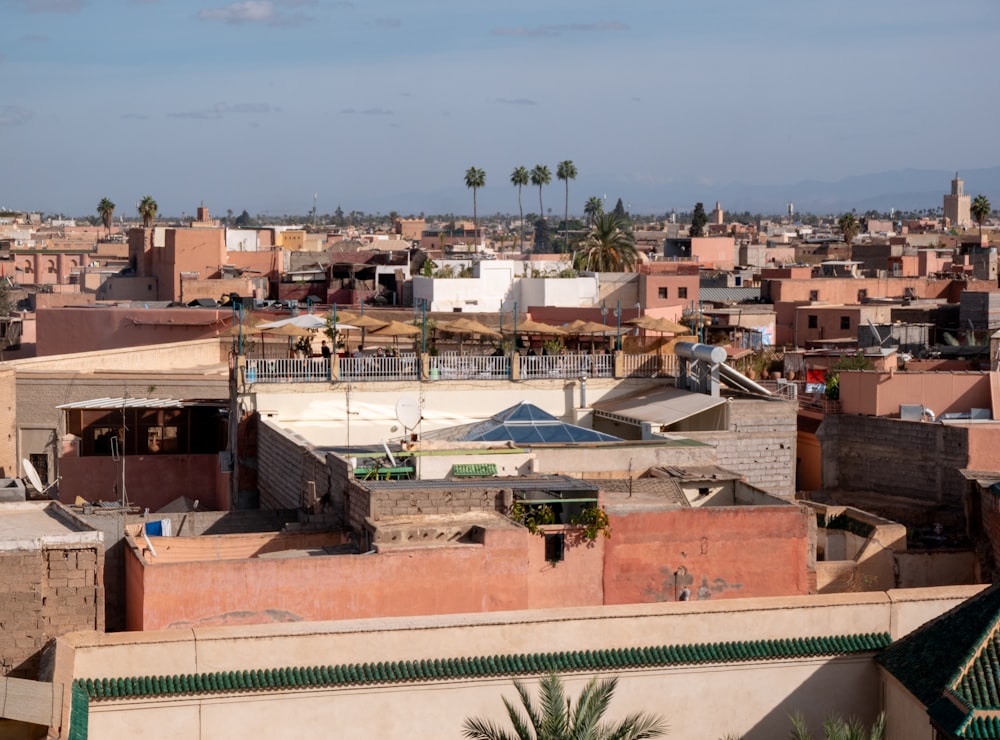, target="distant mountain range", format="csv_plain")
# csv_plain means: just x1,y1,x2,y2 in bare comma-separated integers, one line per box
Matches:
378,166,1000,219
